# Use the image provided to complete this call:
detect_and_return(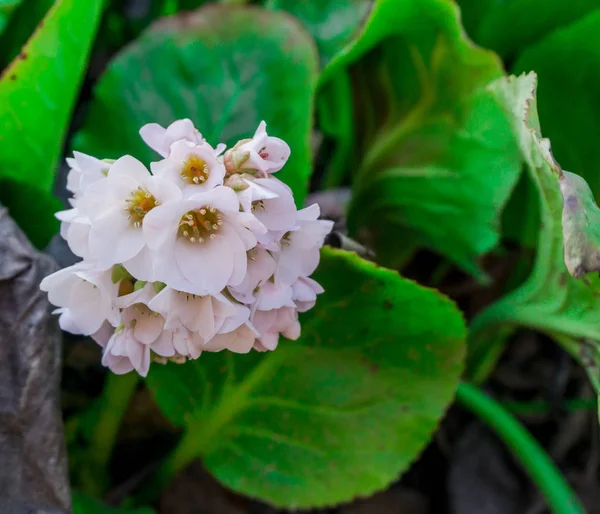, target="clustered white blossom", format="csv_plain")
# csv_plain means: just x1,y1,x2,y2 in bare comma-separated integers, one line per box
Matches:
41,120,333,376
